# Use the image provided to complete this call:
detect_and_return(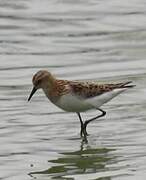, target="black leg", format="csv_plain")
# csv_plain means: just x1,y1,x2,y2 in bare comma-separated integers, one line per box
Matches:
77,113,87,137
84,108,106,135
77,108,106,141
